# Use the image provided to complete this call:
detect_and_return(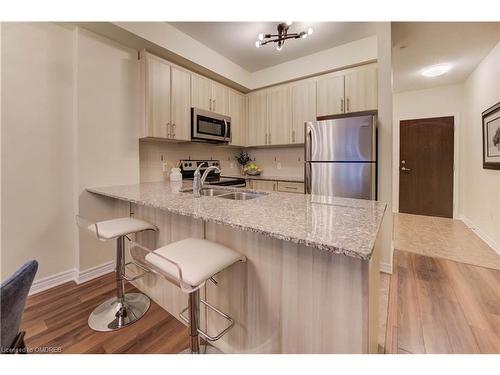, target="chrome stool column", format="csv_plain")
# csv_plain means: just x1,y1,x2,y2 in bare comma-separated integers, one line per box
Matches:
76,216,157,332
129,238,245,354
